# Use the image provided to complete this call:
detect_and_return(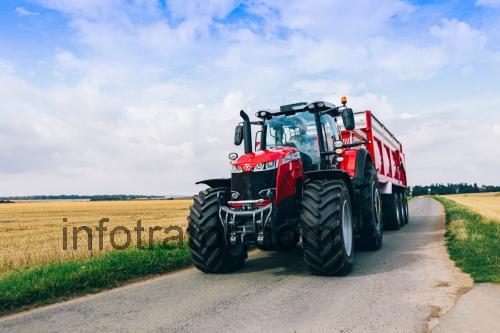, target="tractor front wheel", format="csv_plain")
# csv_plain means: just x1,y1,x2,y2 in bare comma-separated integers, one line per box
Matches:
187,188,246,273
300,180,353,276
